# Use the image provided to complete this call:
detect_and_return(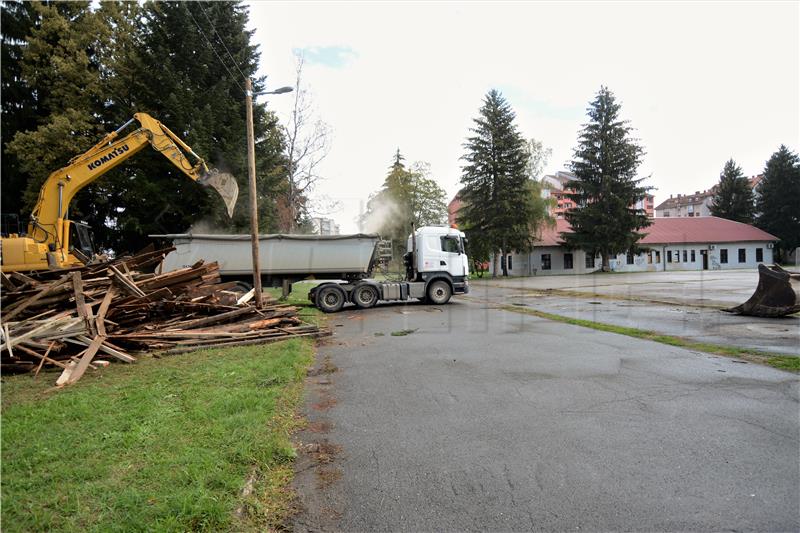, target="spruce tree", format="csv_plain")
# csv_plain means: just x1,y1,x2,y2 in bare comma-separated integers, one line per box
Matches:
458,90,543,276
4,1,287,253
755,145,800,260
710,159,755,223
1,0,39,222
562,86,651,271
